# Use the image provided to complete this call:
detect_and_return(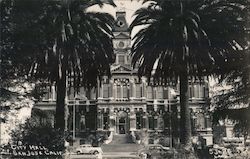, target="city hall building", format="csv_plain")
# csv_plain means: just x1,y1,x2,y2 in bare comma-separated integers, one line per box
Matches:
33,11,213,147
